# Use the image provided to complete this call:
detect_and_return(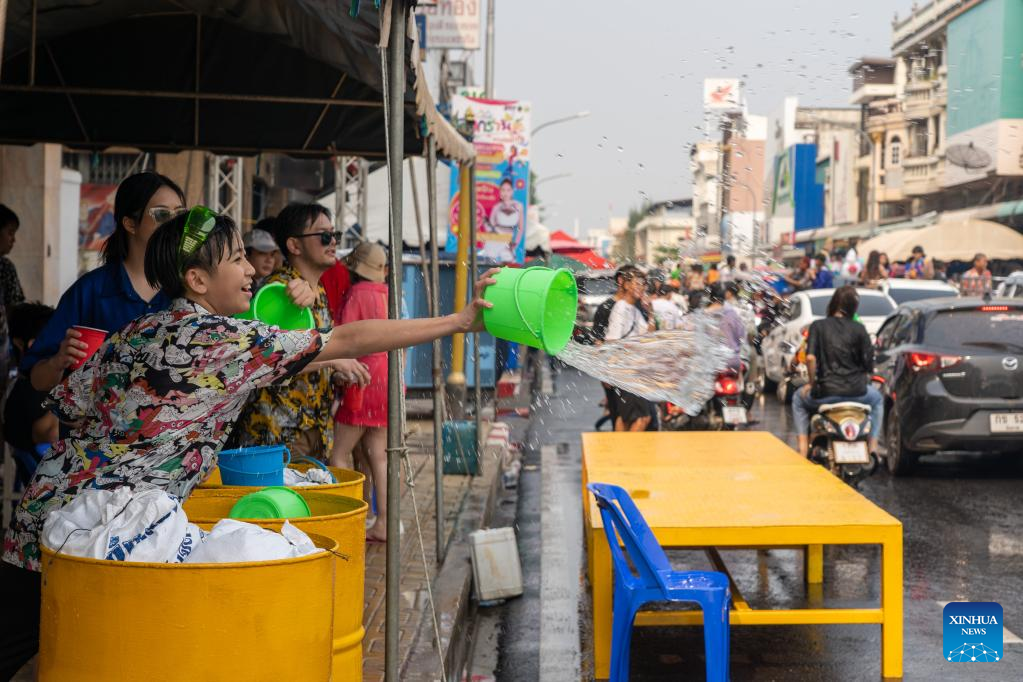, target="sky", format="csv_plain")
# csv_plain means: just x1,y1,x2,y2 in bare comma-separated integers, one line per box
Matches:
470,0,918,235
